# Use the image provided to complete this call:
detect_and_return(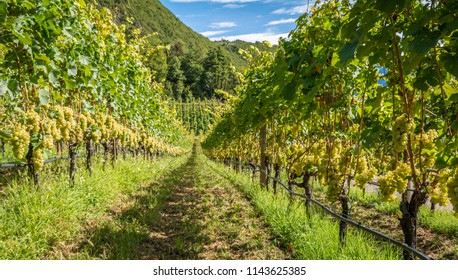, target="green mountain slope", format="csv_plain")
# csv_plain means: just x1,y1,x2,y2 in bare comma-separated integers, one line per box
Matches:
98,0,247,69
